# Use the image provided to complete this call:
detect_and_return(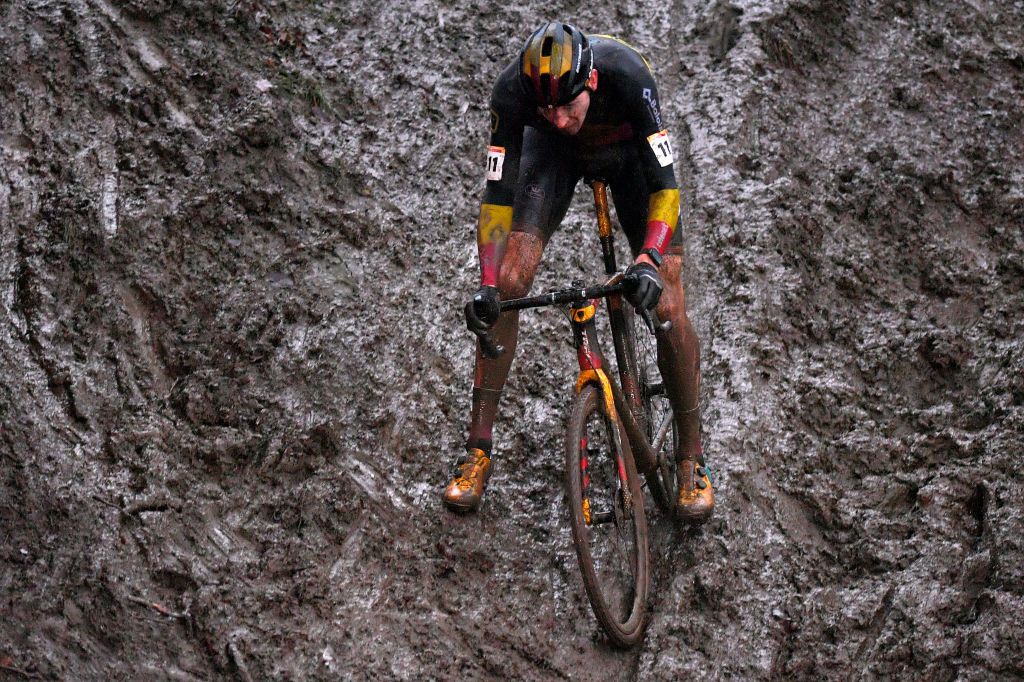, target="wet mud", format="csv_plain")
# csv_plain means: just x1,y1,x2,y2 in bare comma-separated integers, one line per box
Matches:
1,0,1022,679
